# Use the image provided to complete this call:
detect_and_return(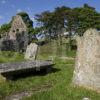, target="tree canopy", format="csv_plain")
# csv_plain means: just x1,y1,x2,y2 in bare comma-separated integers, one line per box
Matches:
0,23,11,37
35,4,100,37
17,12,33,28
0,4,100,39
74,4,100,36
